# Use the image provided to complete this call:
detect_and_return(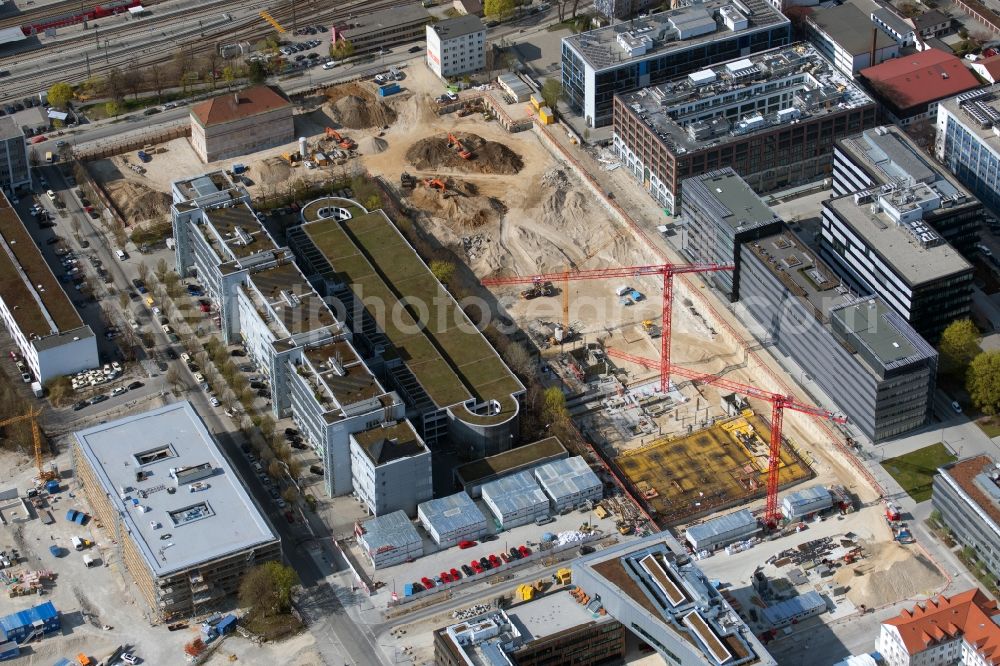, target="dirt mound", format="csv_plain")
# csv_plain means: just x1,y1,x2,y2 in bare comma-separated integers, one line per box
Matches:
358,136,388,154
834,541,944,608
328,94,397,129
104,179,169,222
407,178,506,228
260,156,293,185
405,133,523,175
